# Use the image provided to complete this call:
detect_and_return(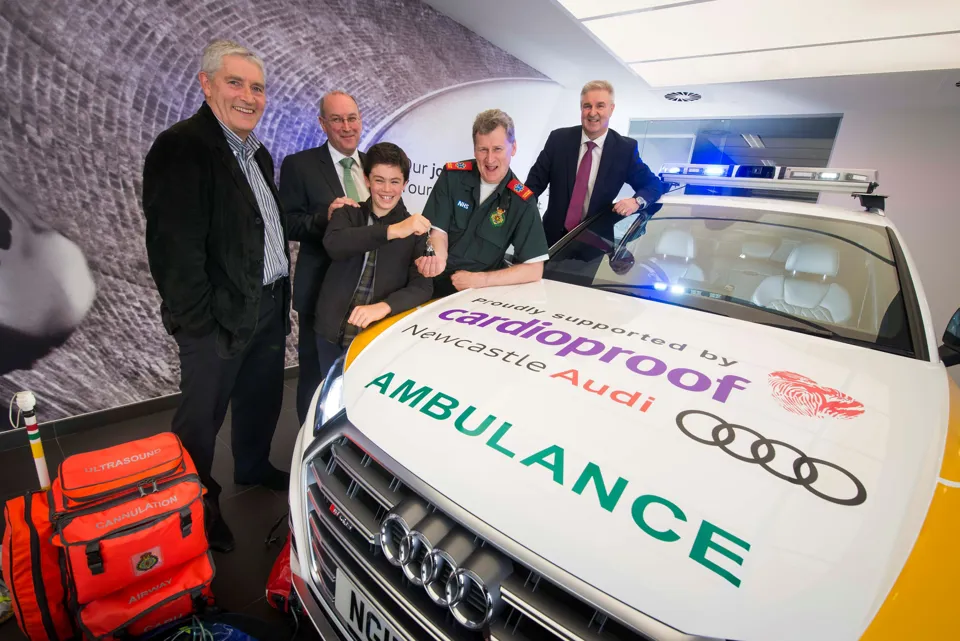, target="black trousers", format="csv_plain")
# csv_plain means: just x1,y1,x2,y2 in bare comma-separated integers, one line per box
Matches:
171,284,286,503
314,335,346,387
295,313,324,425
